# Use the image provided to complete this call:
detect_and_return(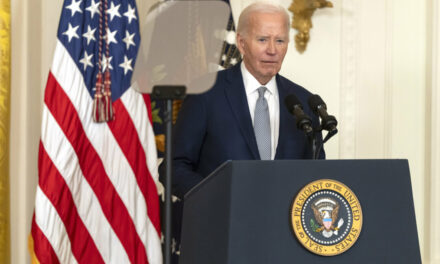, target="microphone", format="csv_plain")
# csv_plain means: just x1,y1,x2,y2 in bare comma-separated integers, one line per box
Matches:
308,94,337,132
284,94,313,136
